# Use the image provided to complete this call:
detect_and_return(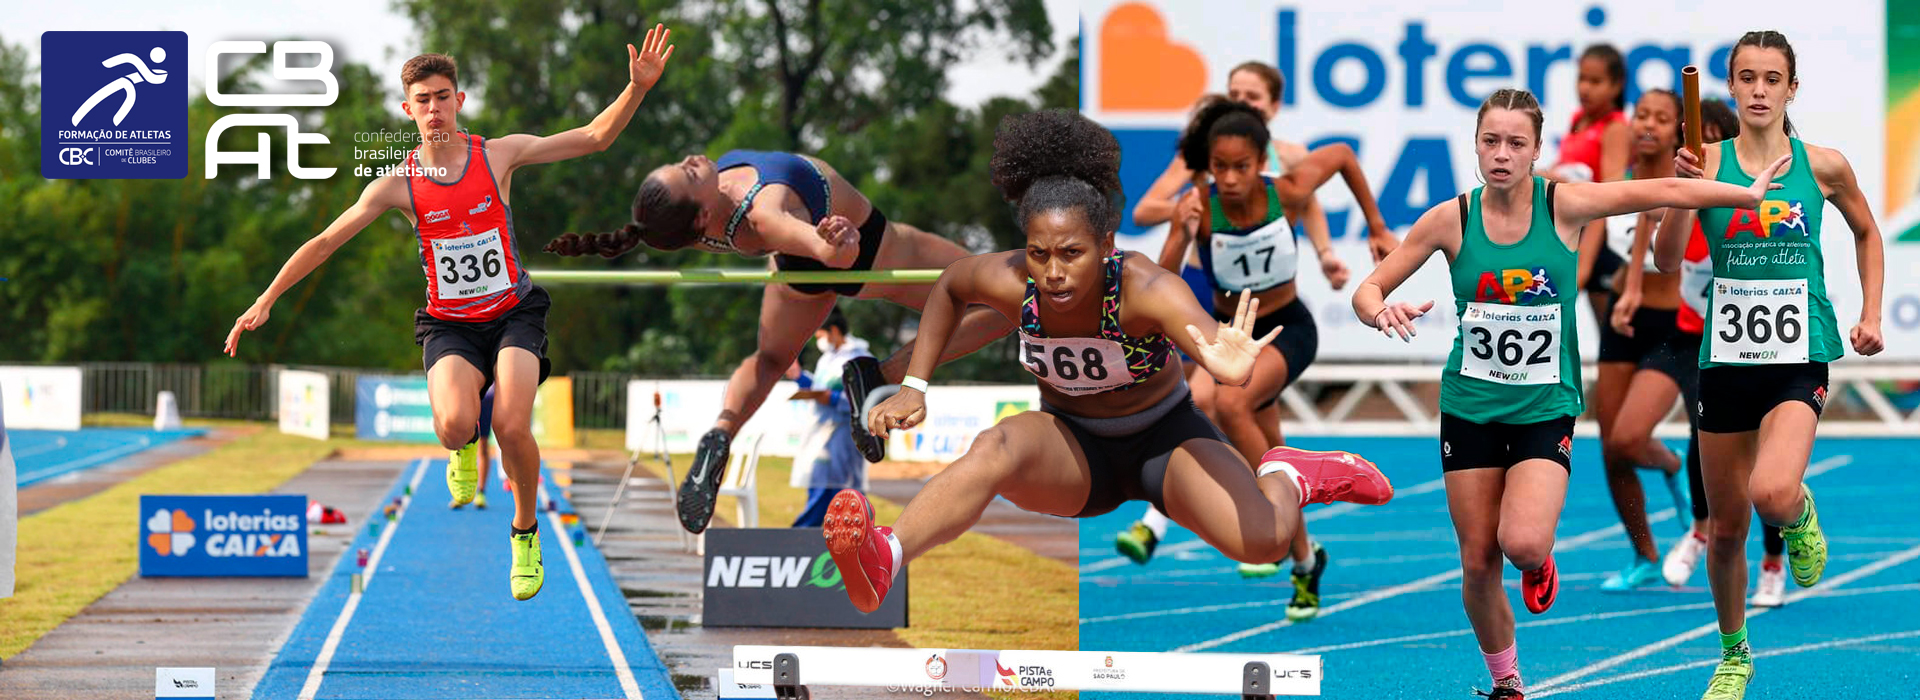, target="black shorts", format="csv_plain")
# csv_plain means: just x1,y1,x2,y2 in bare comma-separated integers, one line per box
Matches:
1698,362,1828,434
1586,247,1623,293
414,285,553,391
1439,412,1576,472
1215,296,1317,408
1598,305,1692,384
774,208,889,296
1045,390,1229,518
